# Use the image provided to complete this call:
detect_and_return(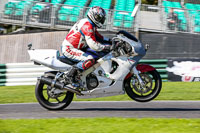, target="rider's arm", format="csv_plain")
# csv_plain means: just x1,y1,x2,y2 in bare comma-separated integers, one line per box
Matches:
95,30,111,45
81,22,105,51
